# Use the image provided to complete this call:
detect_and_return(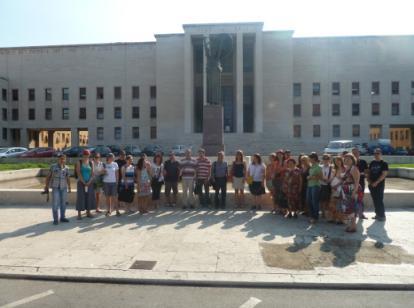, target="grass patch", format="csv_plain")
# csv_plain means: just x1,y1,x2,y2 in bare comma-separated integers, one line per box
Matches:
389,164,414,168
0,163,51,171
